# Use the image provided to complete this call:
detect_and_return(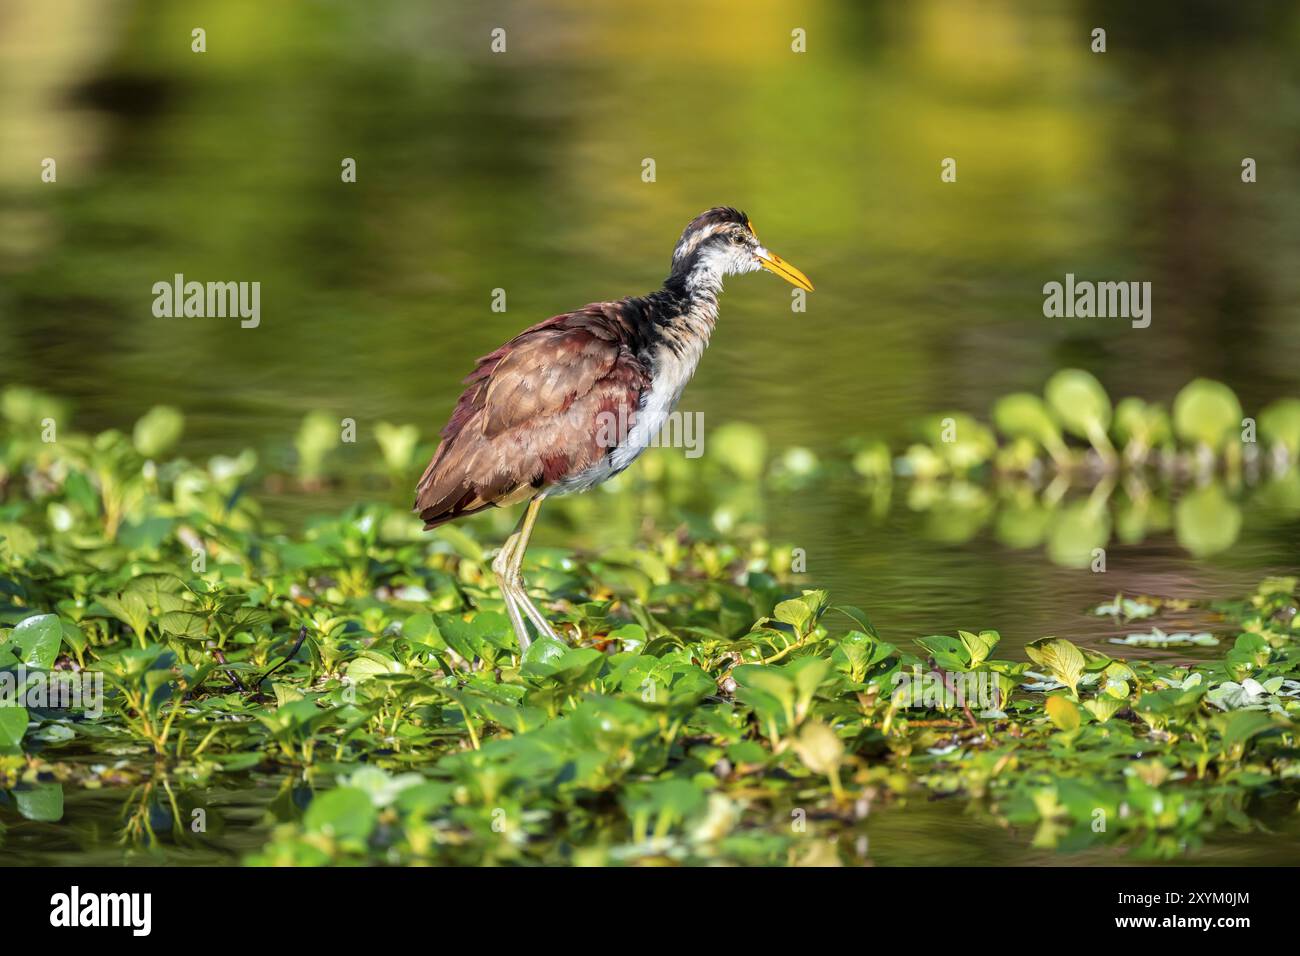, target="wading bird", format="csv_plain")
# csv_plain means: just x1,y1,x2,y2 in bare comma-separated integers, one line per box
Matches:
414,207,813,649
